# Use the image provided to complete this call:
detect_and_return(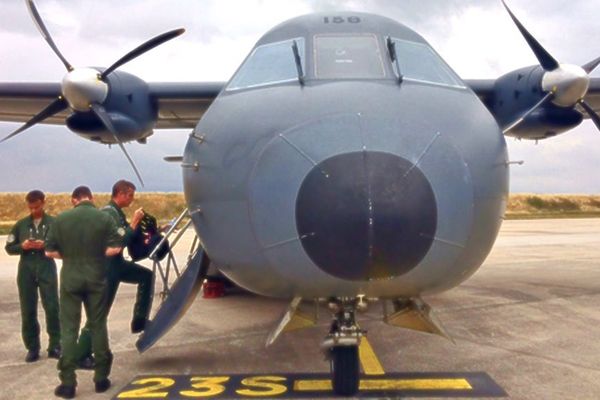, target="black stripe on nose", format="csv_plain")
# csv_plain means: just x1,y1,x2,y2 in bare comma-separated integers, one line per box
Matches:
295,151,437,281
